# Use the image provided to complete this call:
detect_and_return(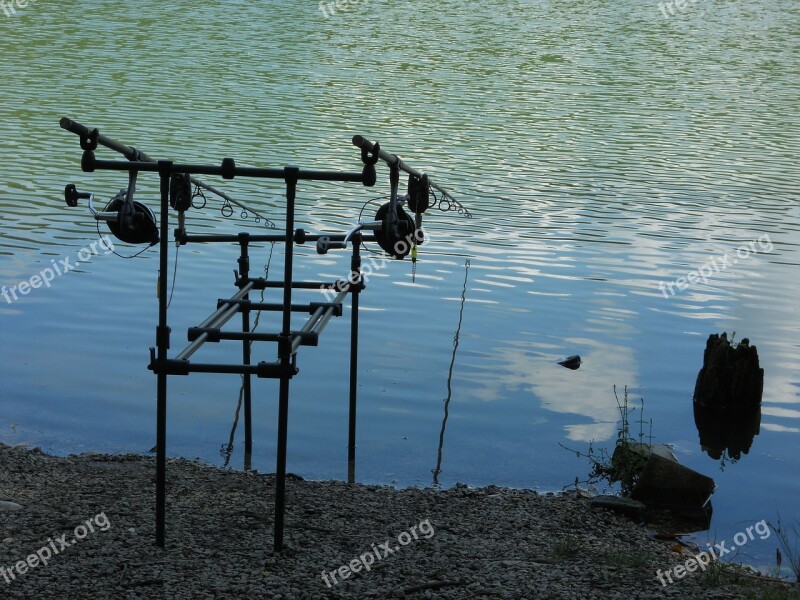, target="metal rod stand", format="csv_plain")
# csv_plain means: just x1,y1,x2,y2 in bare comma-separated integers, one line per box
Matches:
348,234,361,484
238,234,253,465
59,122,451,557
